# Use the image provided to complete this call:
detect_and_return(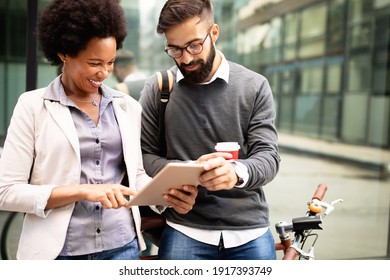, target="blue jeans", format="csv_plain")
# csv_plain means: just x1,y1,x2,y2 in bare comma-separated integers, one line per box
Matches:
55,238,140,260
158,226,276,260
